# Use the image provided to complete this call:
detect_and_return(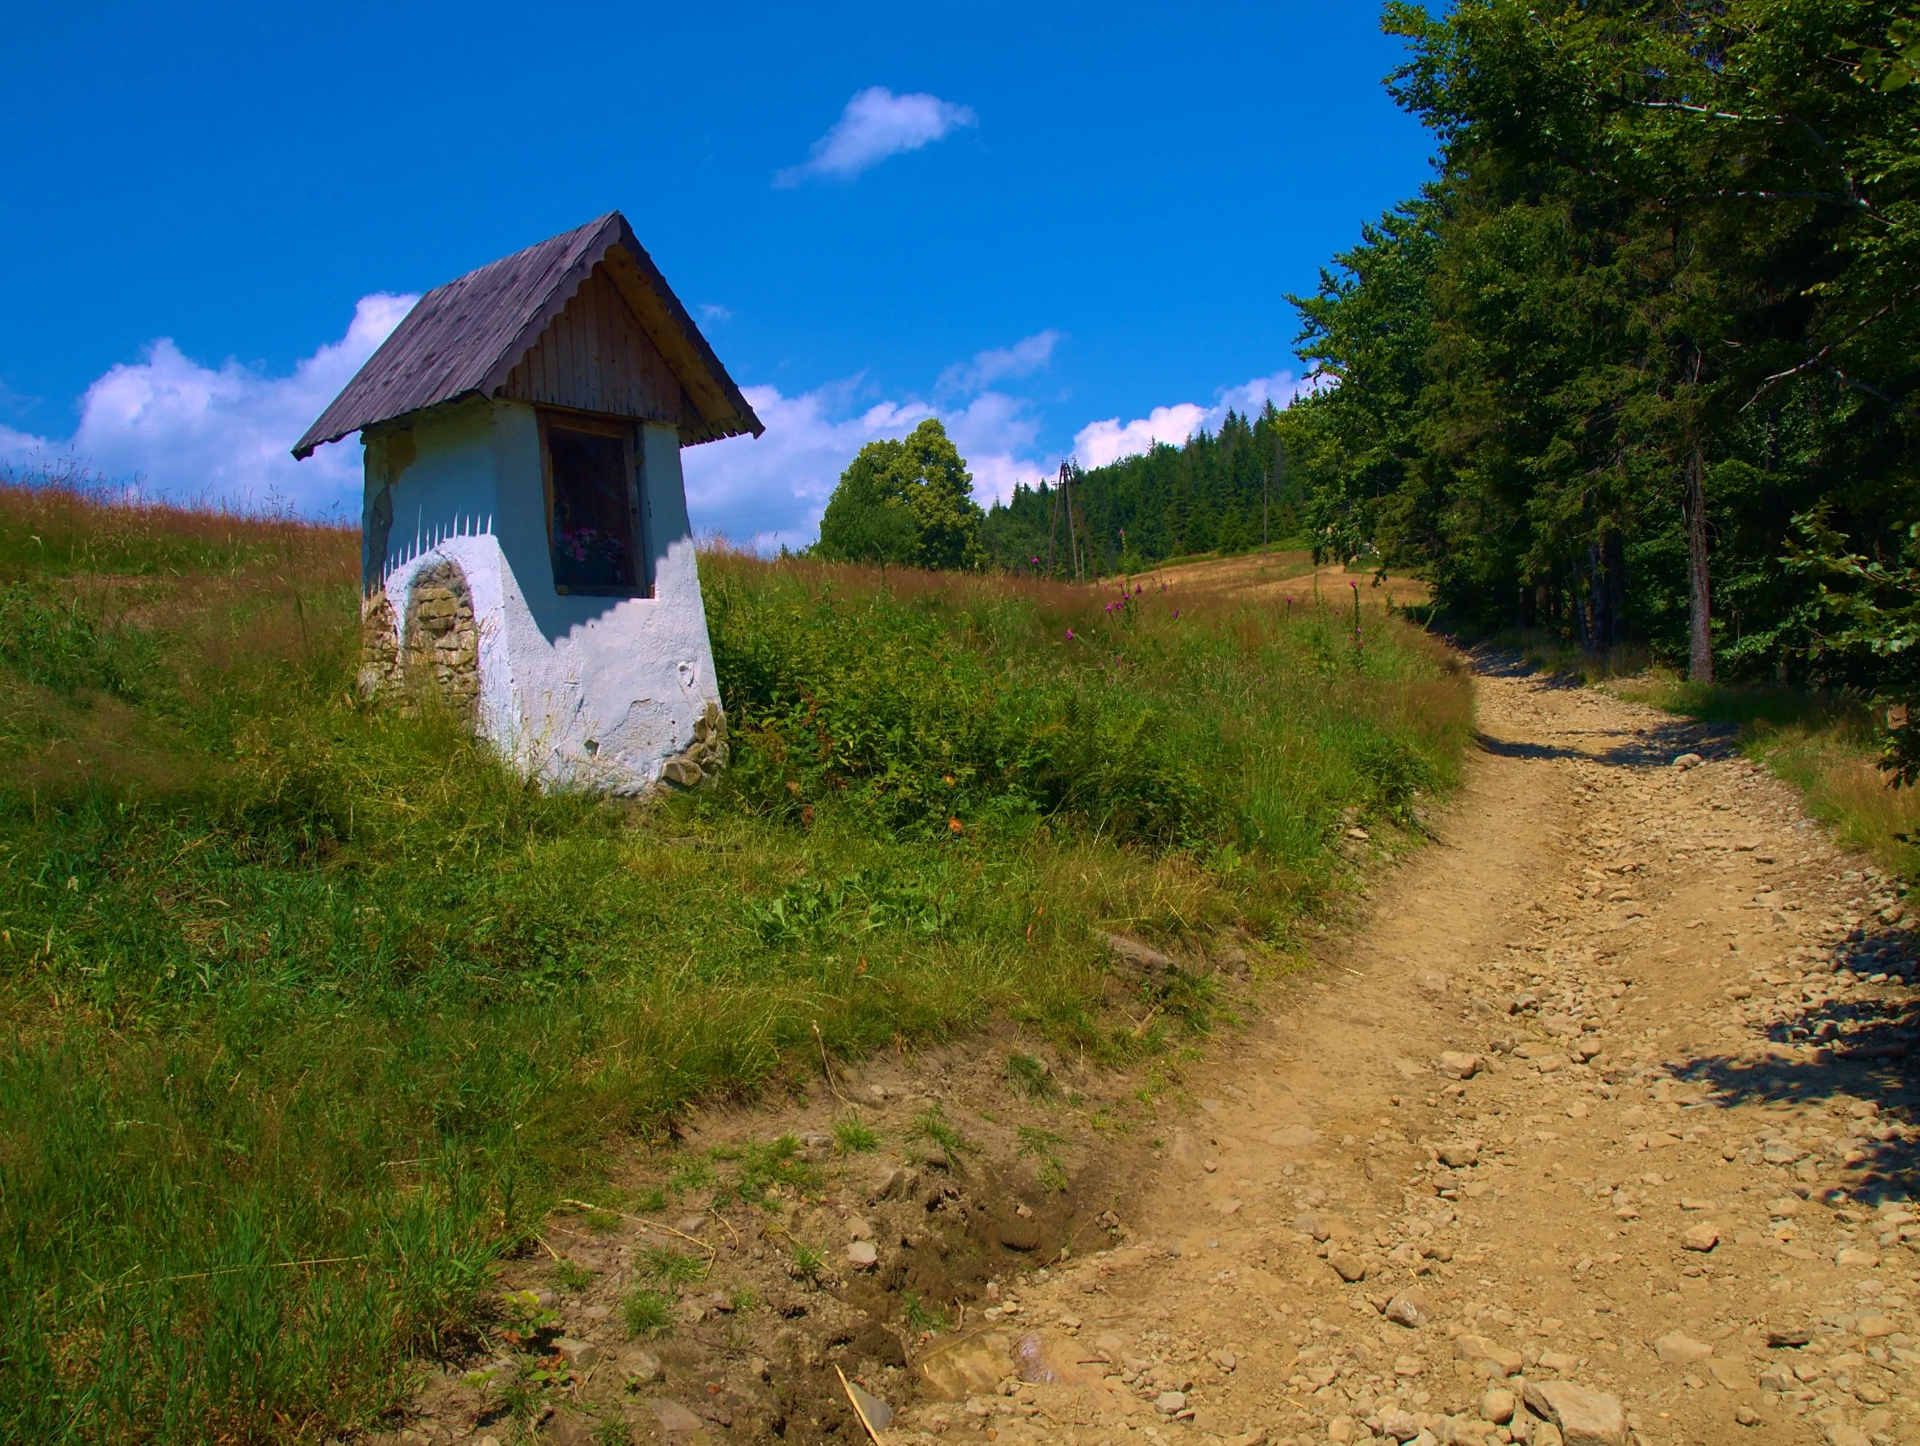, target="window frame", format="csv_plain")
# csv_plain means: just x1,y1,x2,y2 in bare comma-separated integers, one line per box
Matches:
537,409,651,599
